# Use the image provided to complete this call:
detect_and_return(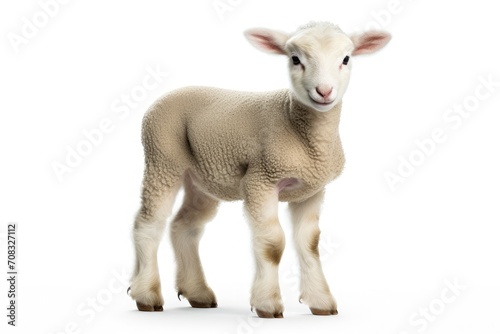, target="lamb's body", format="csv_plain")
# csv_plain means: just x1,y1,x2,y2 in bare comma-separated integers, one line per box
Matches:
143,86,345,203
128,22,390,318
